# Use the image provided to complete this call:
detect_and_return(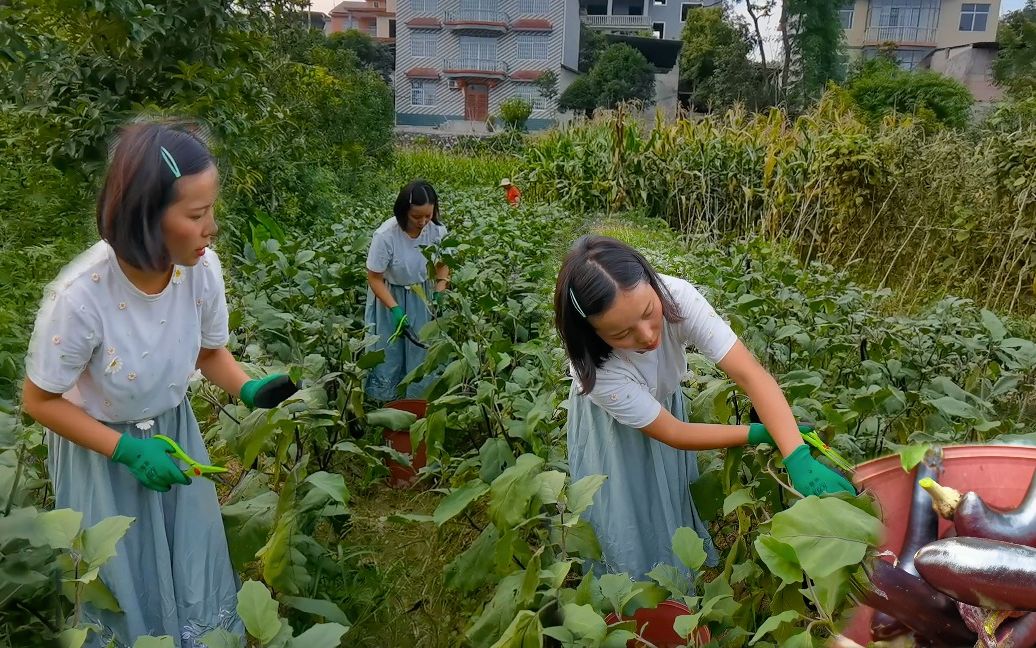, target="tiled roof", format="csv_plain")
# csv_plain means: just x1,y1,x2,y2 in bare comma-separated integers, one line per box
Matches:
511,18,553,31
405,67,441,79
